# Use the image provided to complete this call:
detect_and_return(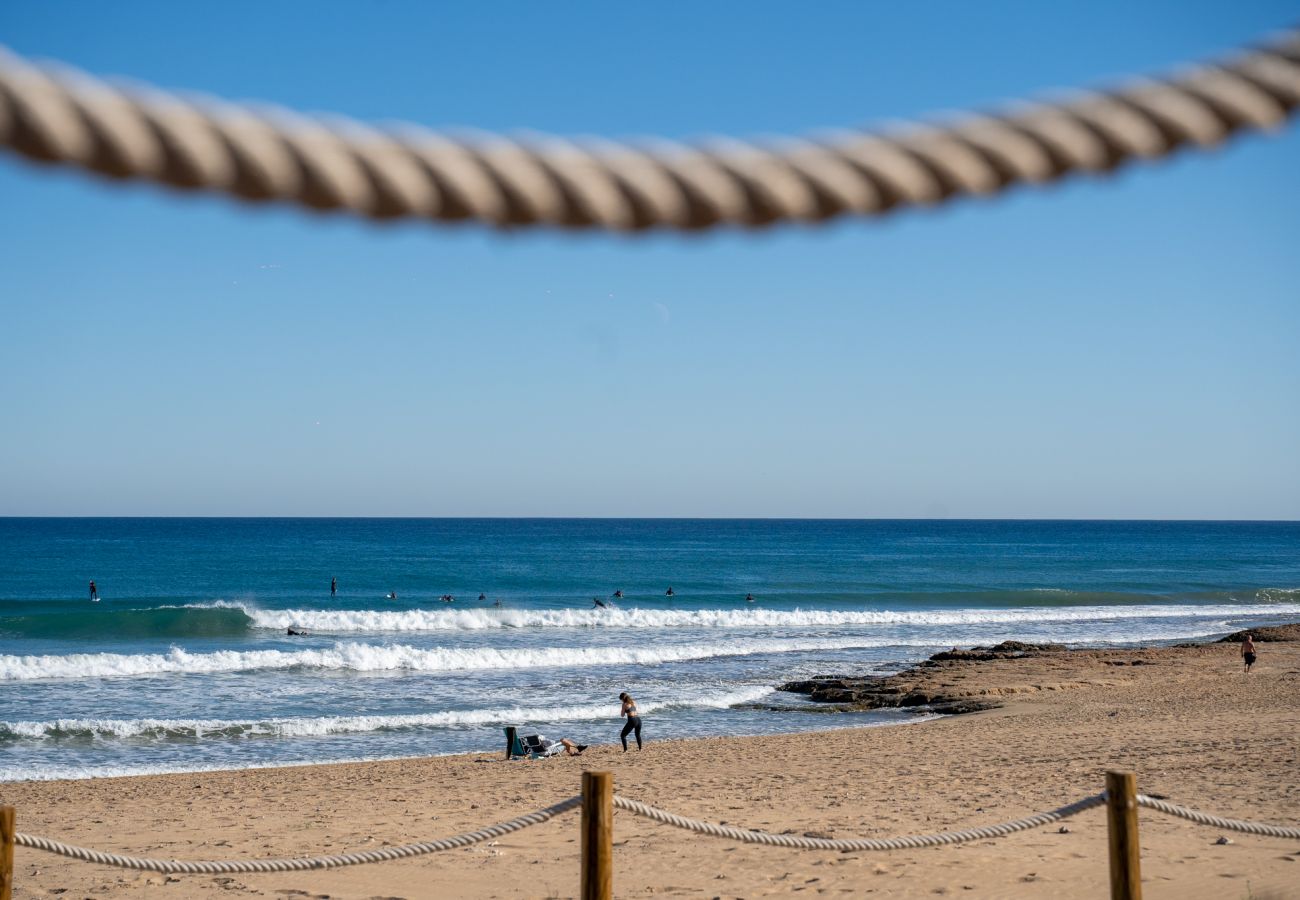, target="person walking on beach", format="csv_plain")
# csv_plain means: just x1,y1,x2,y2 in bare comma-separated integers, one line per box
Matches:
618,692,643,752
330,577,337,596
1241,633,1257,673
88,580,98,601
